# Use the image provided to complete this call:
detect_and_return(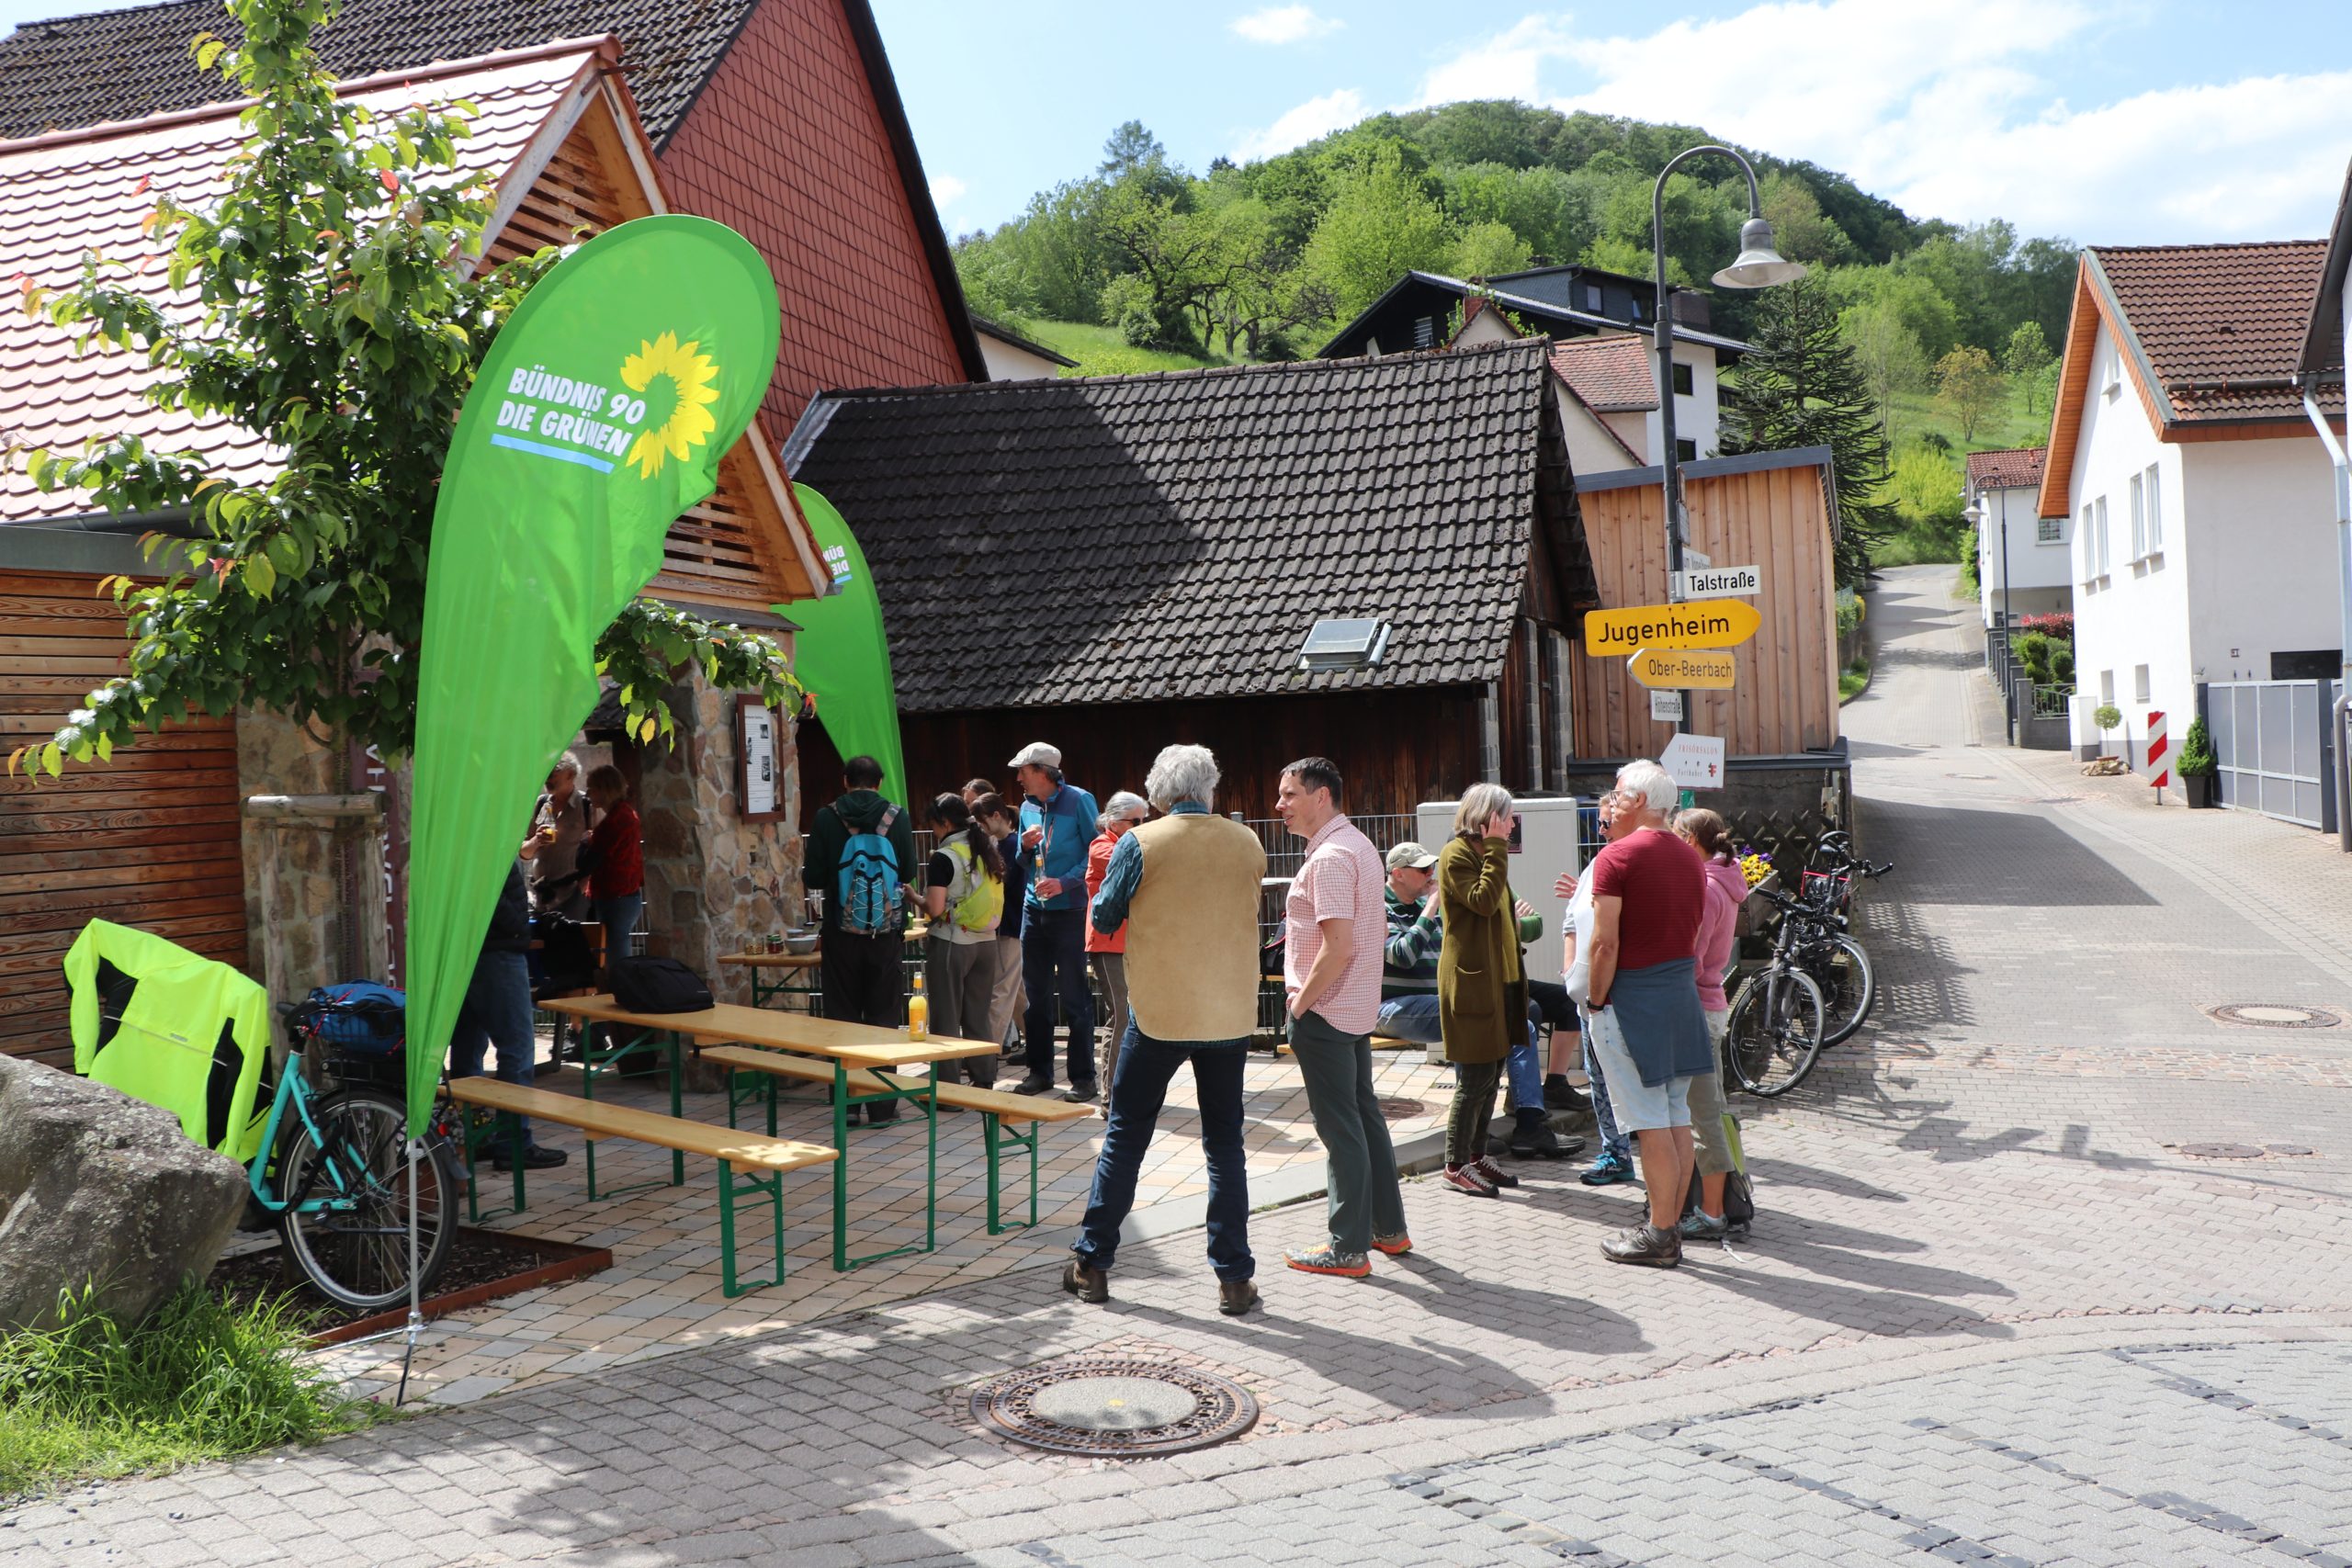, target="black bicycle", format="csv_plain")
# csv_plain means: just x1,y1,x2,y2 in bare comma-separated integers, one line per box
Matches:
1794,836,1894,1047
1722,886,1838,1096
